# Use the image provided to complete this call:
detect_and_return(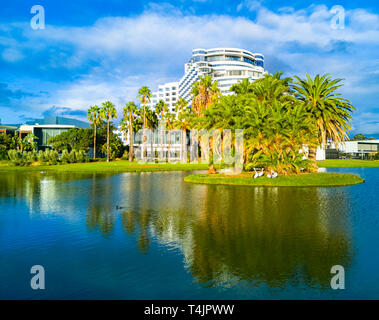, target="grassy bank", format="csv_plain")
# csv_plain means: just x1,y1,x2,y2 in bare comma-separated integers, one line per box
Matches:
0,160,210,173
184,172,364,187
317,159,379,167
